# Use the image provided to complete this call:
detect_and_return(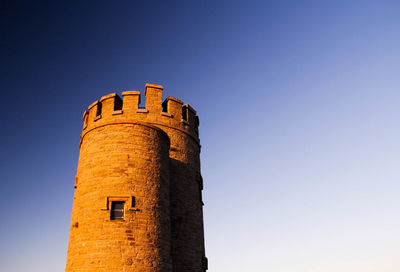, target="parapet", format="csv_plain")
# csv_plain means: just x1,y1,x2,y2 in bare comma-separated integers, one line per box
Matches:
81,83,200,145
